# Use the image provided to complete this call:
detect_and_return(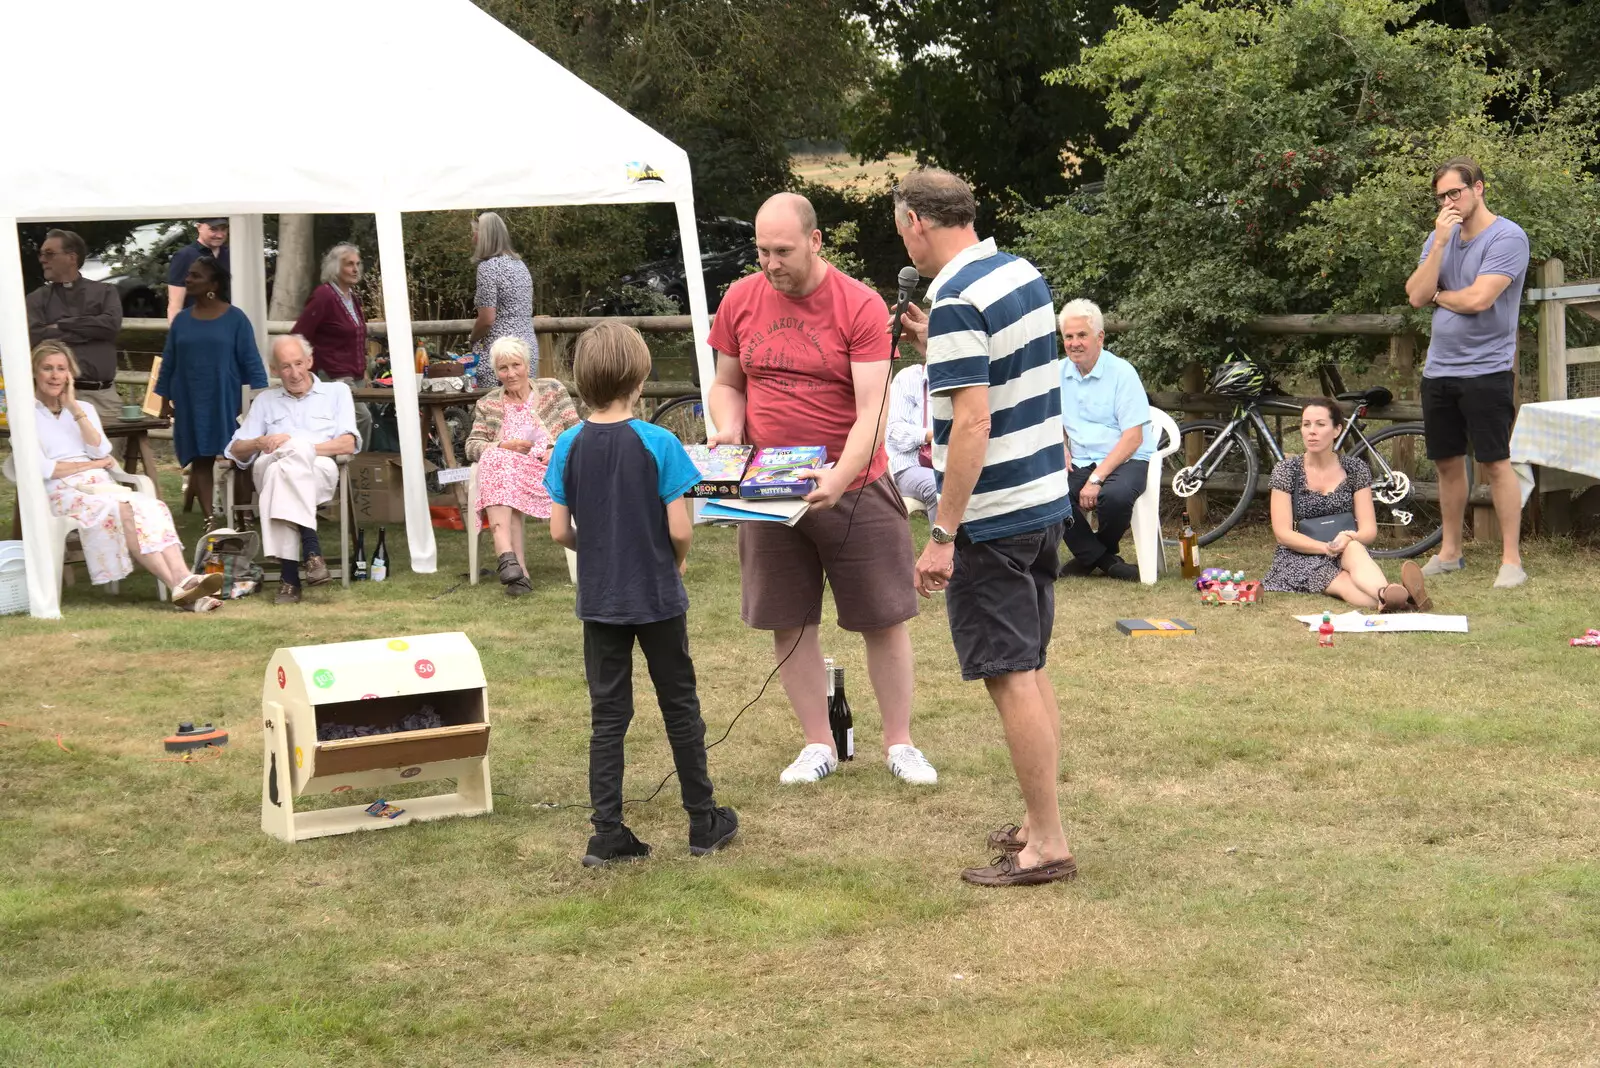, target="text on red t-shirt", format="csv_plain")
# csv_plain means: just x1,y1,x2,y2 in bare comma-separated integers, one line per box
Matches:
707,266,893,490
